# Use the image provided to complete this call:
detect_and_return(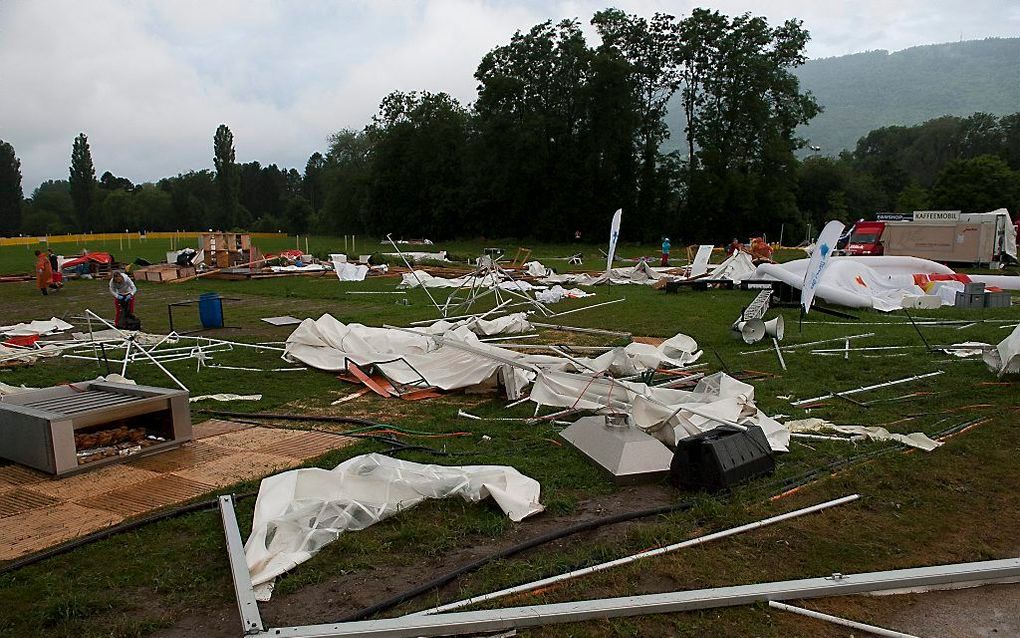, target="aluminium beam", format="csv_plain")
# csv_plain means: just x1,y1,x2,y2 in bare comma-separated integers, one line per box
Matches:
218,495,264,635
245,558,1020,638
